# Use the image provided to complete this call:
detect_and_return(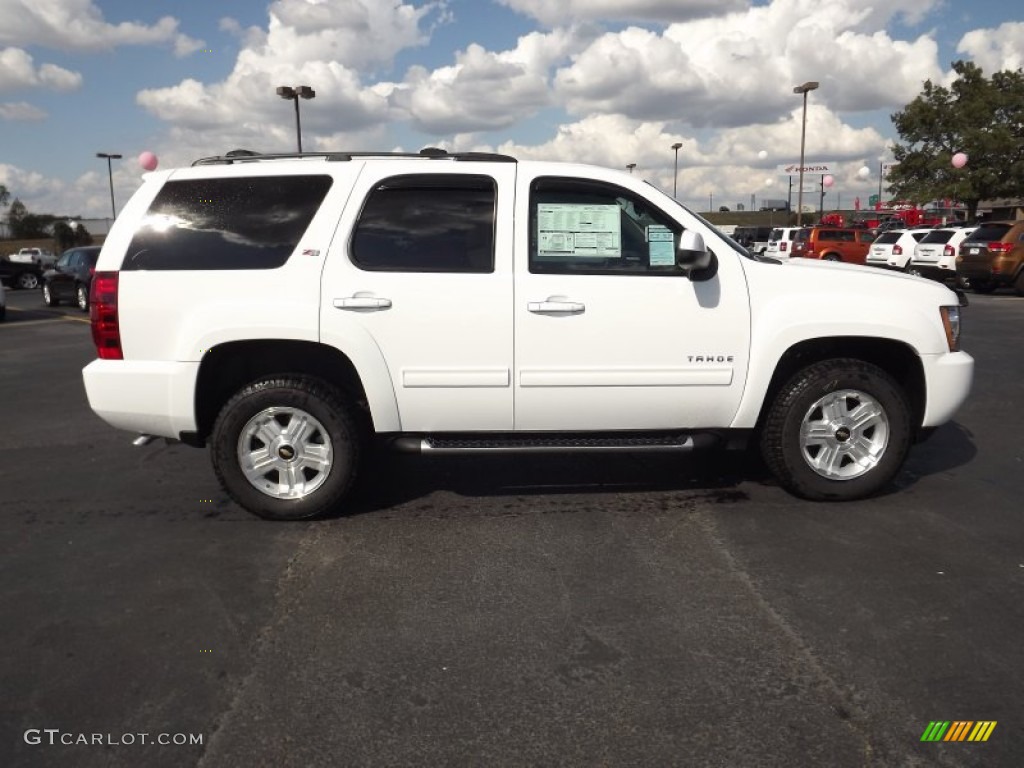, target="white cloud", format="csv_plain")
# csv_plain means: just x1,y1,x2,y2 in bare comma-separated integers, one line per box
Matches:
0,101,47,120
137,1,447,149
389,28,588,135
553,0,944,126
0,47,82,92
957,21,1024,74
498,0,746,26
0,0,204,56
